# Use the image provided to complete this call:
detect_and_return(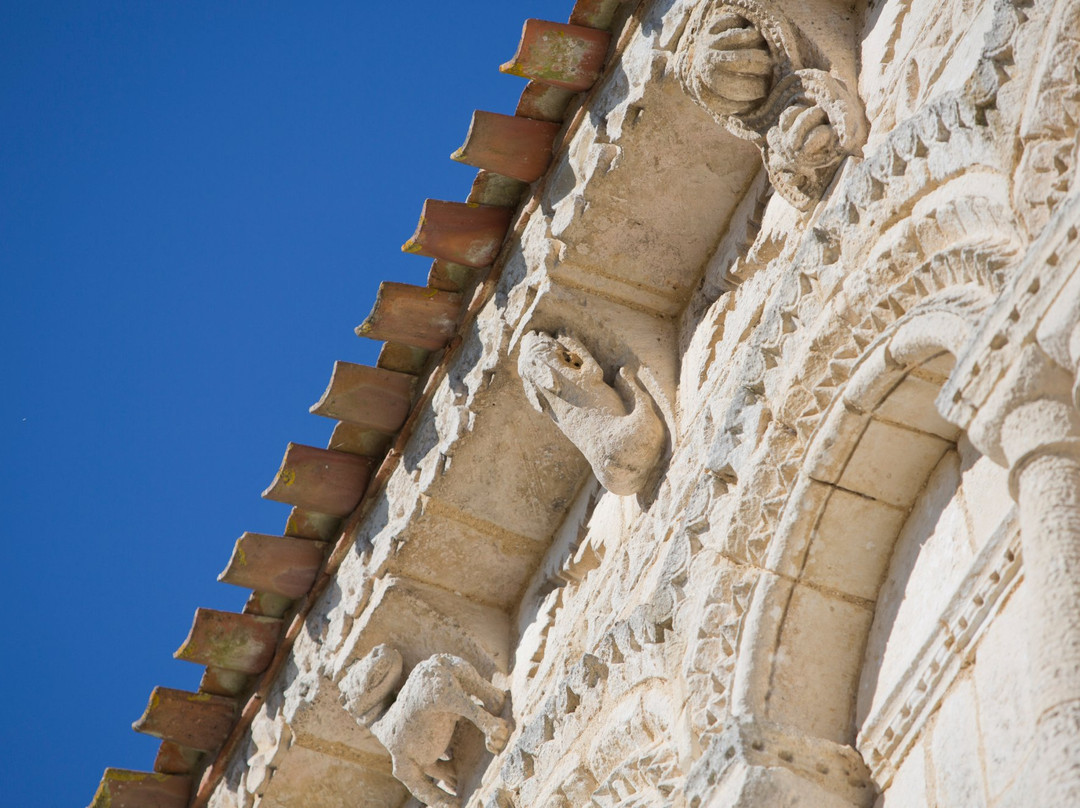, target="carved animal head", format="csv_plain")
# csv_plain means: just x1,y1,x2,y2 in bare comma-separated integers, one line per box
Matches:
518,331,612,413
338,643,404,725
